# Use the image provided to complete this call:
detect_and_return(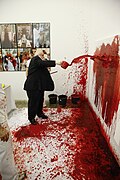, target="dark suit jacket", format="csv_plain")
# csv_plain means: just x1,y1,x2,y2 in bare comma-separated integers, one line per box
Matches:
24,55,56,91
